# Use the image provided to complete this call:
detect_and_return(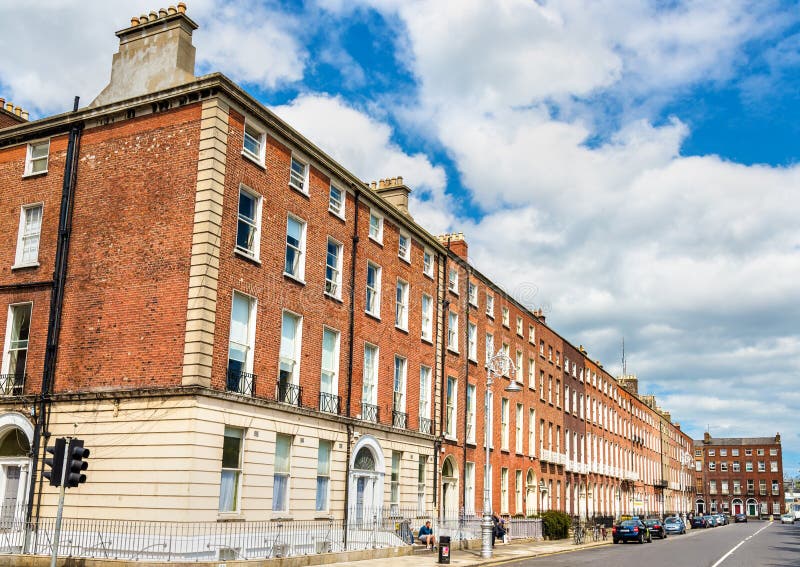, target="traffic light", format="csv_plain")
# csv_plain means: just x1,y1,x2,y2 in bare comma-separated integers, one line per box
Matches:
43,437,66,487
65,438,89,488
